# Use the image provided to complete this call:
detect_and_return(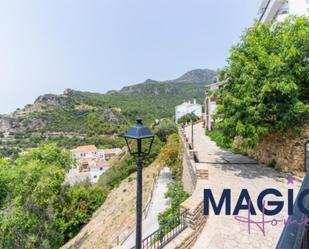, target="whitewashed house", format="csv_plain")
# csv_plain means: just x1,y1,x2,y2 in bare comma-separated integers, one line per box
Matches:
71,145,105,159
175,100,202,123
66,145,122,185
90,159,110,183
104,148,122,160
257,0,309,23
204,82,224,130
